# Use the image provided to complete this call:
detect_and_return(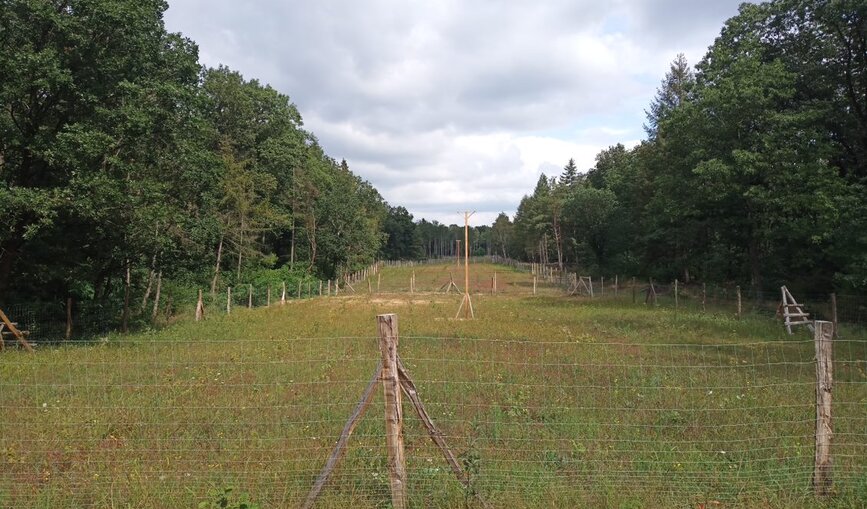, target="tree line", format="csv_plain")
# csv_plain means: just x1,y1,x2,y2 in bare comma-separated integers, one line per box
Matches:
1,0,389,311
497,0,867,296
3,0,864,317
